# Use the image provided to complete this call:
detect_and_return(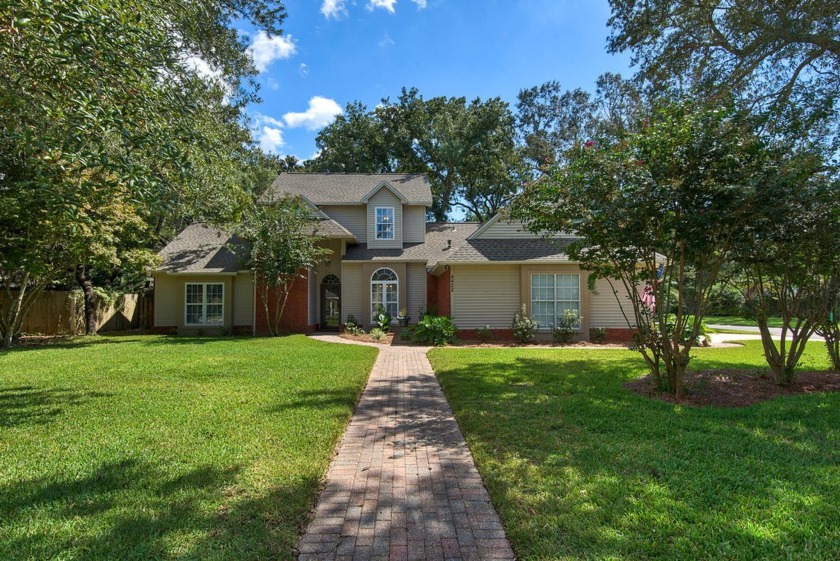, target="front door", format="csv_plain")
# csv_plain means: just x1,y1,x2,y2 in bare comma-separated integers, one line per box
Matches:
320,276,341,330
